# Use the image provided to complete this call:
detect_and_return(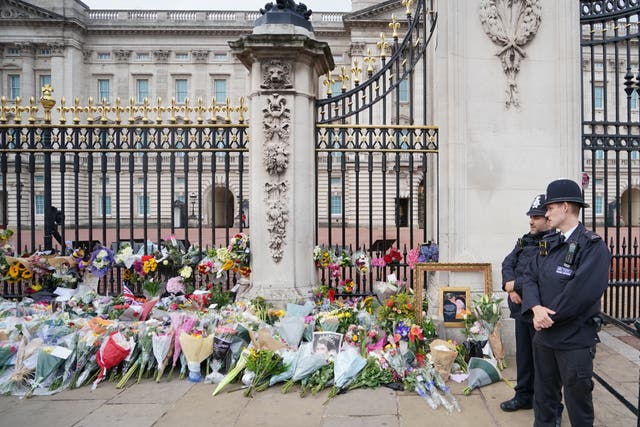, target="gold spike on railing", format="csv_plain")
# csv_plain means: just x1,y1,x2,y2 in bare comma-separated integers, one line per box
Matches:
236,97,247,124
181,98,192,124
153,97,163,124
168,97,178,124
401,0,414,17
13,97,22,124
56,97,67,124
208,98,222,123
338,66,350,92
141,98,152,124
195,98,206,124
389,14,401,39
98,97,109,123
114,97,124,124
0,97,7,123
86,96,96,124
72,97,82,124
351,59,362,86
27,96,38,124
323,72,335,97
126,97,137,124
223,97,233,123
364,49,376,77
377,32,389,59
